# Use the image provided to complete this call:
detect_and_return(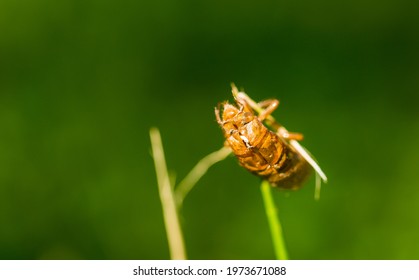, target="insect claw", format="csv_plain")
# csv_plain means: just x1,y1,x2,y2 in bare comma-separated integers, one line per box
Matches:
215,106,223,125
231,83,239,99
